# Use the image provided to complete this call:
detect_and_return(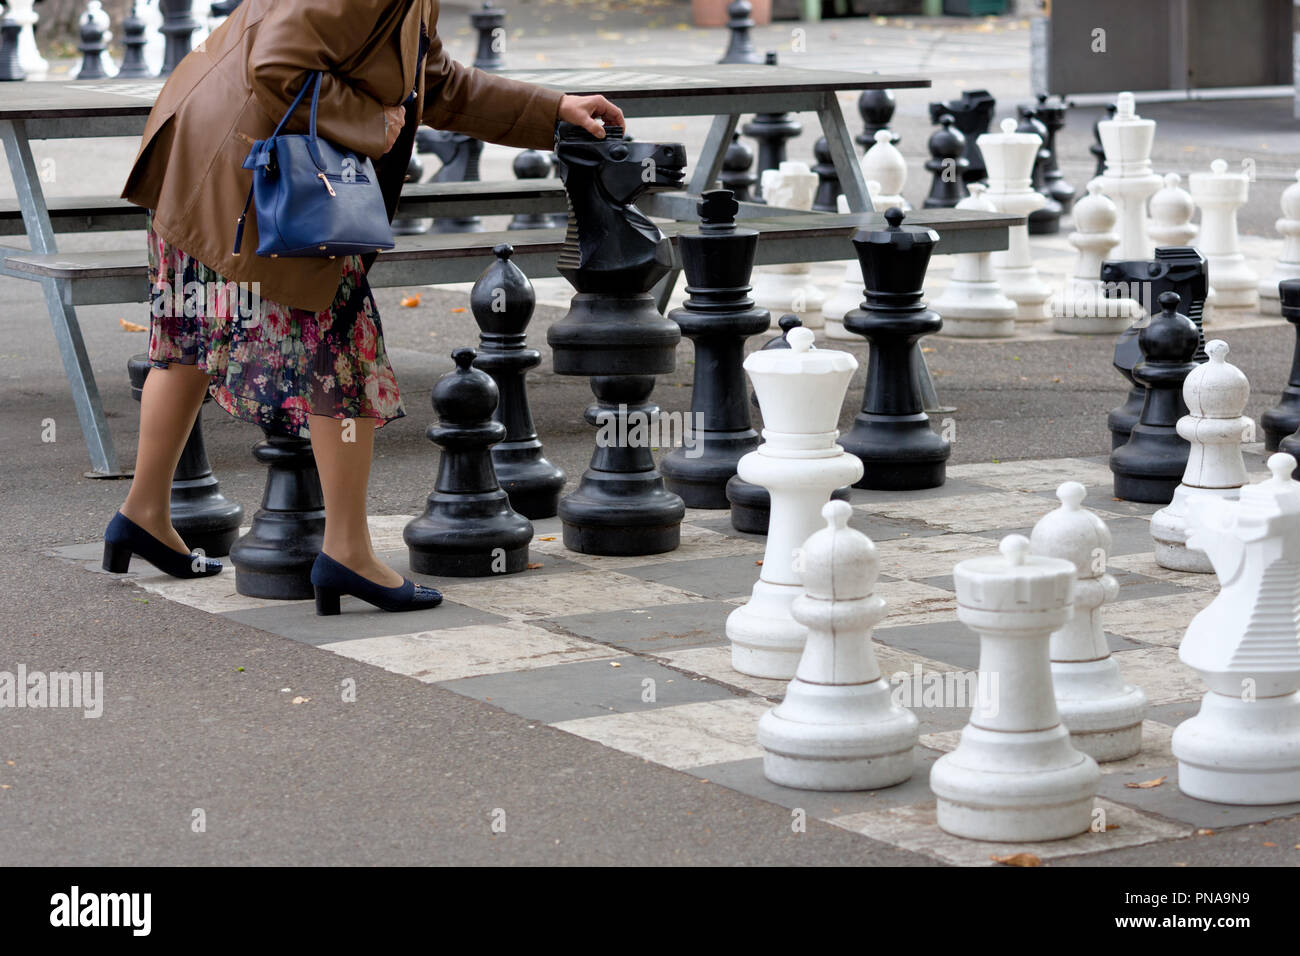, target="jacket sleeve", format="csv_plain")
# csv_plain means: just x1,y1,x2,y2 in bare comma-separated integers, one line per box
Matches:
247,0,393,160
420,30,564,151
